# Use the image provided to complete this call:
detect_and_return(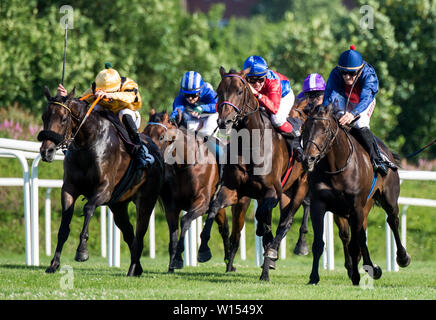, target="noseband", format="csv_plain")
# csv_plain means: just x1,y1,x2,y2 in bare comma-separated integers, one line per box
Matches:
218,74,259,126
